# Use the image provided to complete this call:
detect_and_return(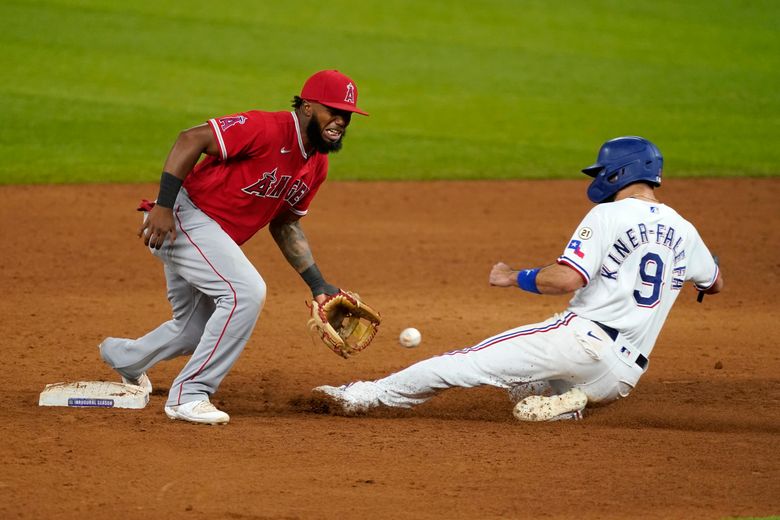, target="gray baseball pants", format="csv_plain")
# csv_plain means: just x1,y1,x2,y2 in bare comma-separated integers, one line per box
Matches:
100,189,266,407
